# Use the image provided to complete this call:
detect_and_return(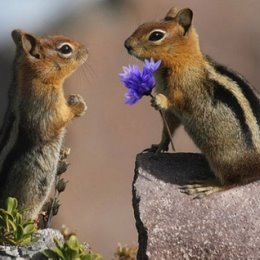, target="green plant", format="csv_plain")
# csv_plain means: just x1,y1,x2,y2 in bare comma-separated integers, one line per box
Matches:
43,235,102,260
0,197,38,245
113,243,137,260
